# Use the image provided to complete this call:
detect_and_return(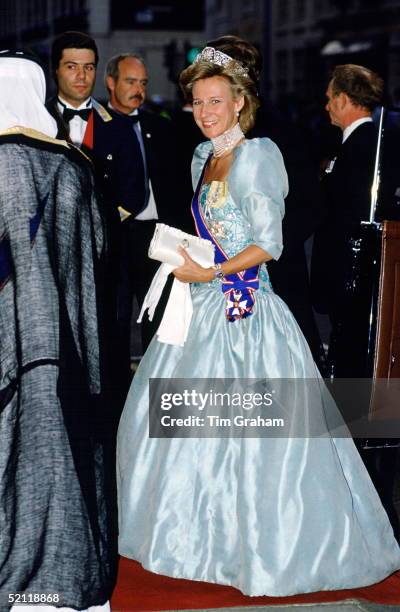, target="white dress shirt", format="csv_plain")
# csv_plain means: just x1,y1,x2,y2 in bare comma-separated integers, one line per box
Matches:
108,104,158,221
57,96,92,147
128,109,159,221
